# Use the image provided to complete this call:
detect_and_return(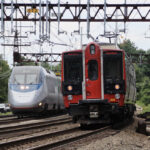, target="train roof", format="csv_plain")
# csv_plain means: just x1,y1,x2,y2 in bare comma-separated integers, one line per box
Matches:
63,42,123,54
82,42,120,50
13,65,41,69
11,66,58,78
99,43,120,50
12,66,42,73
62,49,82,54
